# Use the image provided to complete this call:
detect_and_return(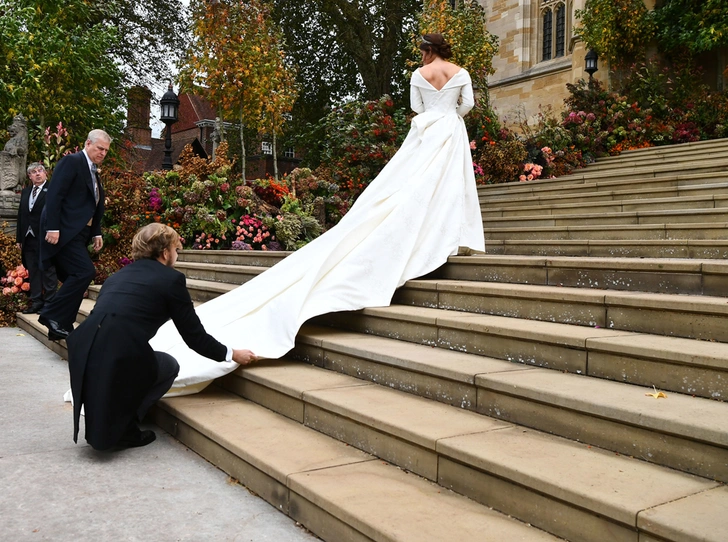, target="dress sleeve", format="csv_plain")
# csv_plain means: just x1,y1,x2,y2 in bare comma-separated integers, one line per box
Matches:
168,273,228,361
410,75,425,114
456,76,475,118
